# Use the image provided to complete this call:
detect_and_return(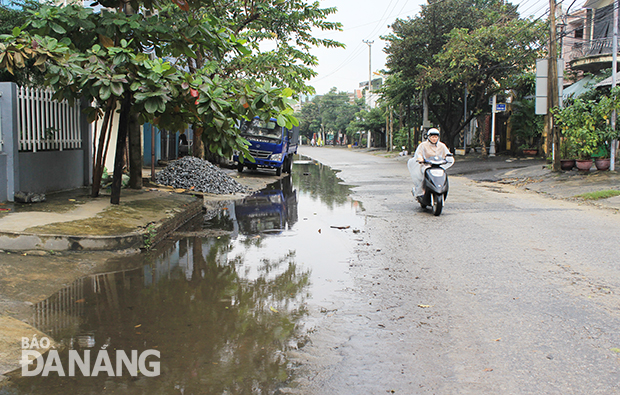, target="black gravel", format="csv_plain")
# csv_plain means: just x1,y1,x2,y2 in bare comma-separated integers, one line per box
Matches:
156,157,248,194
